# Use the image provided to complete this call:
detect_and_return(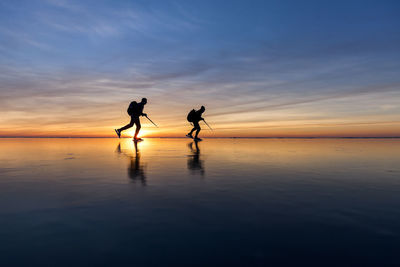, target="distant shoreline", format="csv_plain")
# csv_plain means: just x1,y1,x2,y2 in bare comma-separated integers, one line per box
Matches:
1,137,399,139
